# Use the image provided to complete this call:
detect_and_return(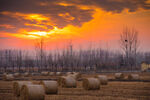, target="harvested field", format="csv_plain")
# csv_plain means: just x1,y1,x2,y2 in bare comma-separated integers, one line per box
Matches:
0,72,150,100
